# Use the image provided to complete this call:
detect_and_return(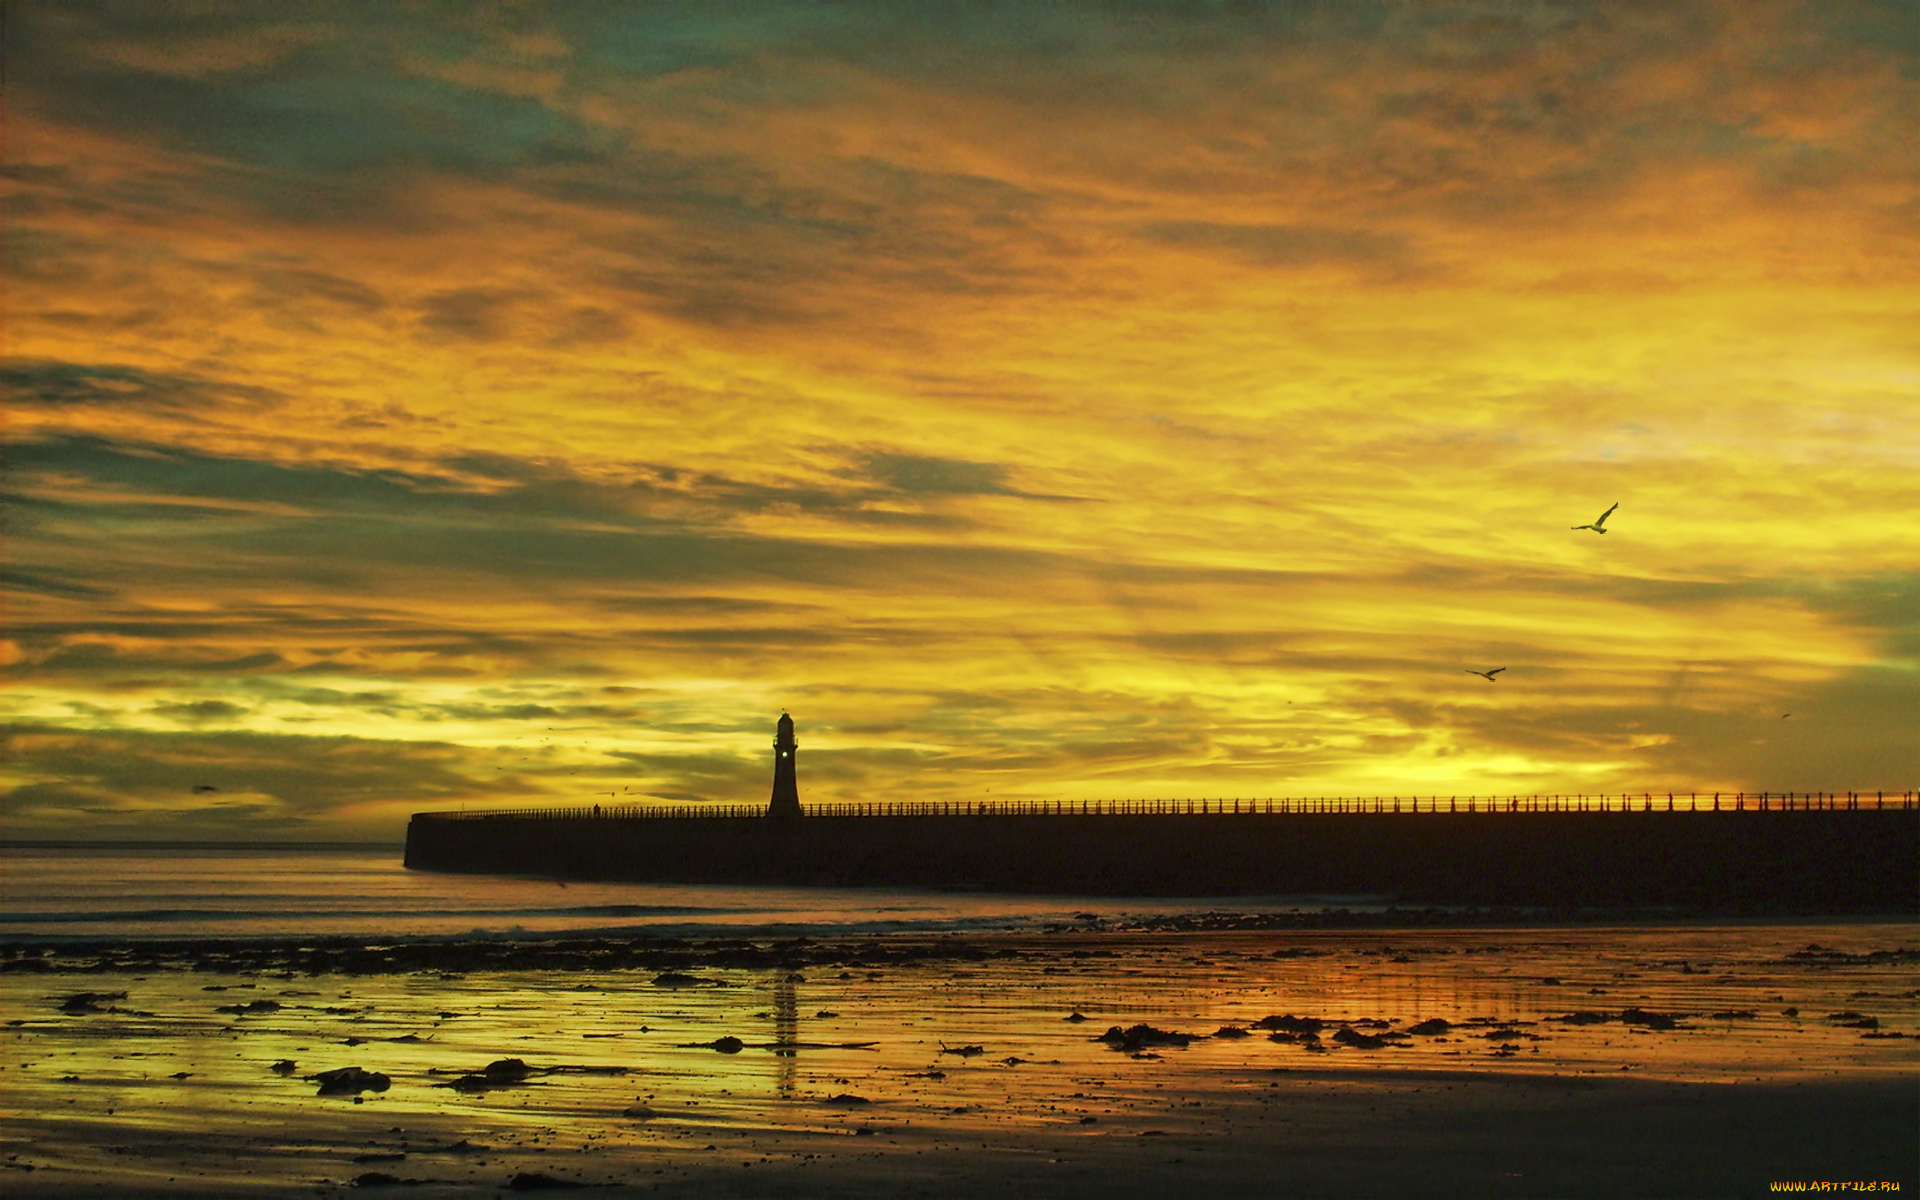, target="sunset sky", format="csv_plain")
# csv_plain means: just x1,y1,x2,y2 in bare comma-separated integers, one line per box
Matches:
4,1,1915,841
